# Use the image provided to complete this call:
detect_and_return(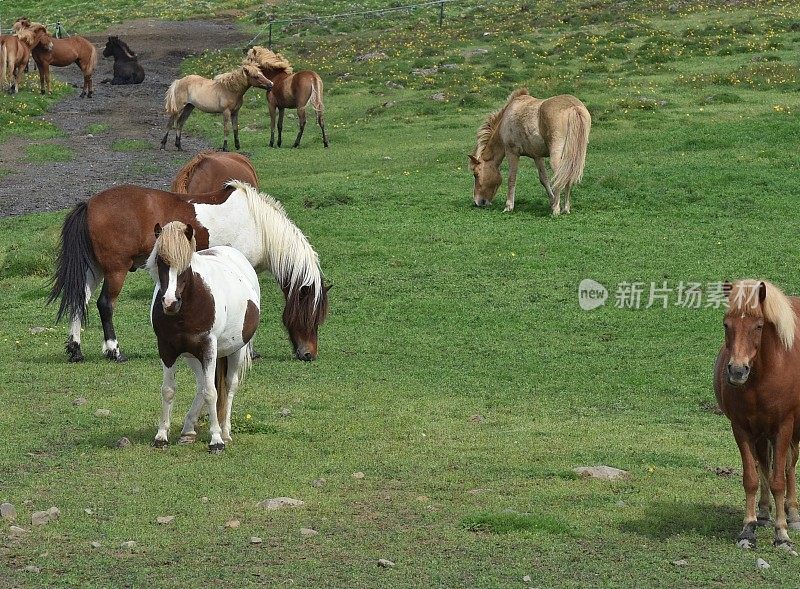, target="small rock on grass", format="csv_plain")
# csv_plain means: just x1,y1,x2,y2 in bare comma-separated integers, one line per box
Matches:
672,559,688,566
352,472,365,480
1,502,16,521
257,497,304,510
250,536,263,545
90,541,102,549
156,516,175,525
377,558,395,568
756,558,770,569
279,408,292,417
311,478,326,488
31,507,59,526
225,519,240,529
573,466,629,480
24,565,41,573
523,575,532,582
300,527,318,537
116,437,131,449
120,541,137,550
9,525,28,538
94,409,111,418
73,397,88,406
